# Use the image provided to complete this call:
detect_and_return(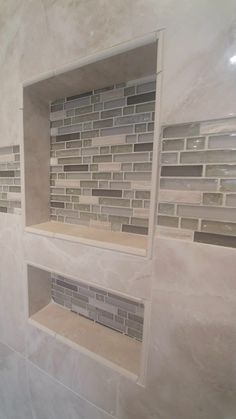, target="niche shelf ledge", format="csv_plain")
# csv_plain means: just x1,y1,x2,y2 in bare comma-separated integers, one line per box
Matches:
25,221,147,256
29,302,142,380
